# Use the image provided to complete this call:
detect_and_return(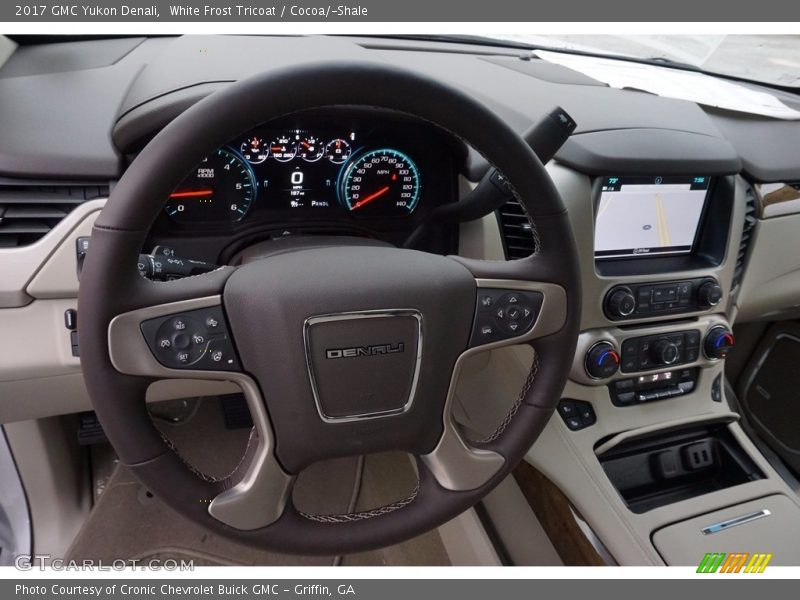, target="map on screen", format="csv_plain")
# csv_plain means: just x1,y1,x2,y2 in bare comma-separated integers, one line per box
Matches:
594,176,711,259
